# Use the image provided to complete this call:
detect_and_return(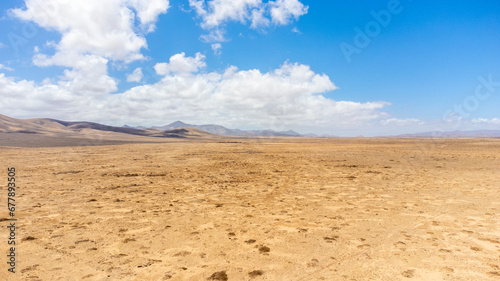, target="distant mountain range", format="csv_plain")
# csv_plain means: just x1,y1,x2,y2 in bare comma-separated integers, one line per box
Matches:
2,114,499,144
150,120,304,137
391,130,500,138
148,121,500,138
